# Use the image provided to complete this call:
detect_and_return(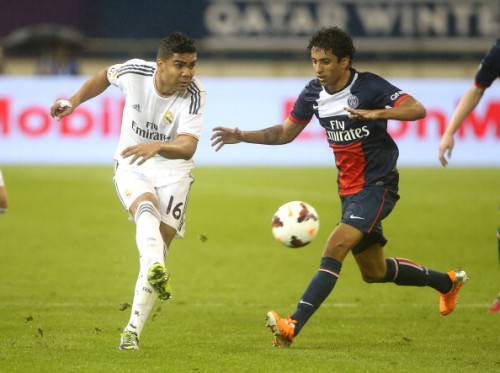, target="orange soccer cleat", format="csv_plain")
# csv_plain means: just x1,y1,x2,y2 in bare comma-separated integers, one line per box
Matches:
439,270,468,316
265,310,297,348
